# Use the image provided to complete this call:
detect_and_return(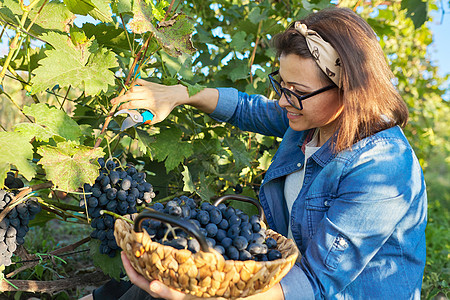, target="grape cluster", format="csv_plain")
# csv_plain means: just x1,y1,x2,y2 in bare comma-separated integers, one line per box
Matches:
0,188,41,266
81,158,155,257
143,196,282,262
